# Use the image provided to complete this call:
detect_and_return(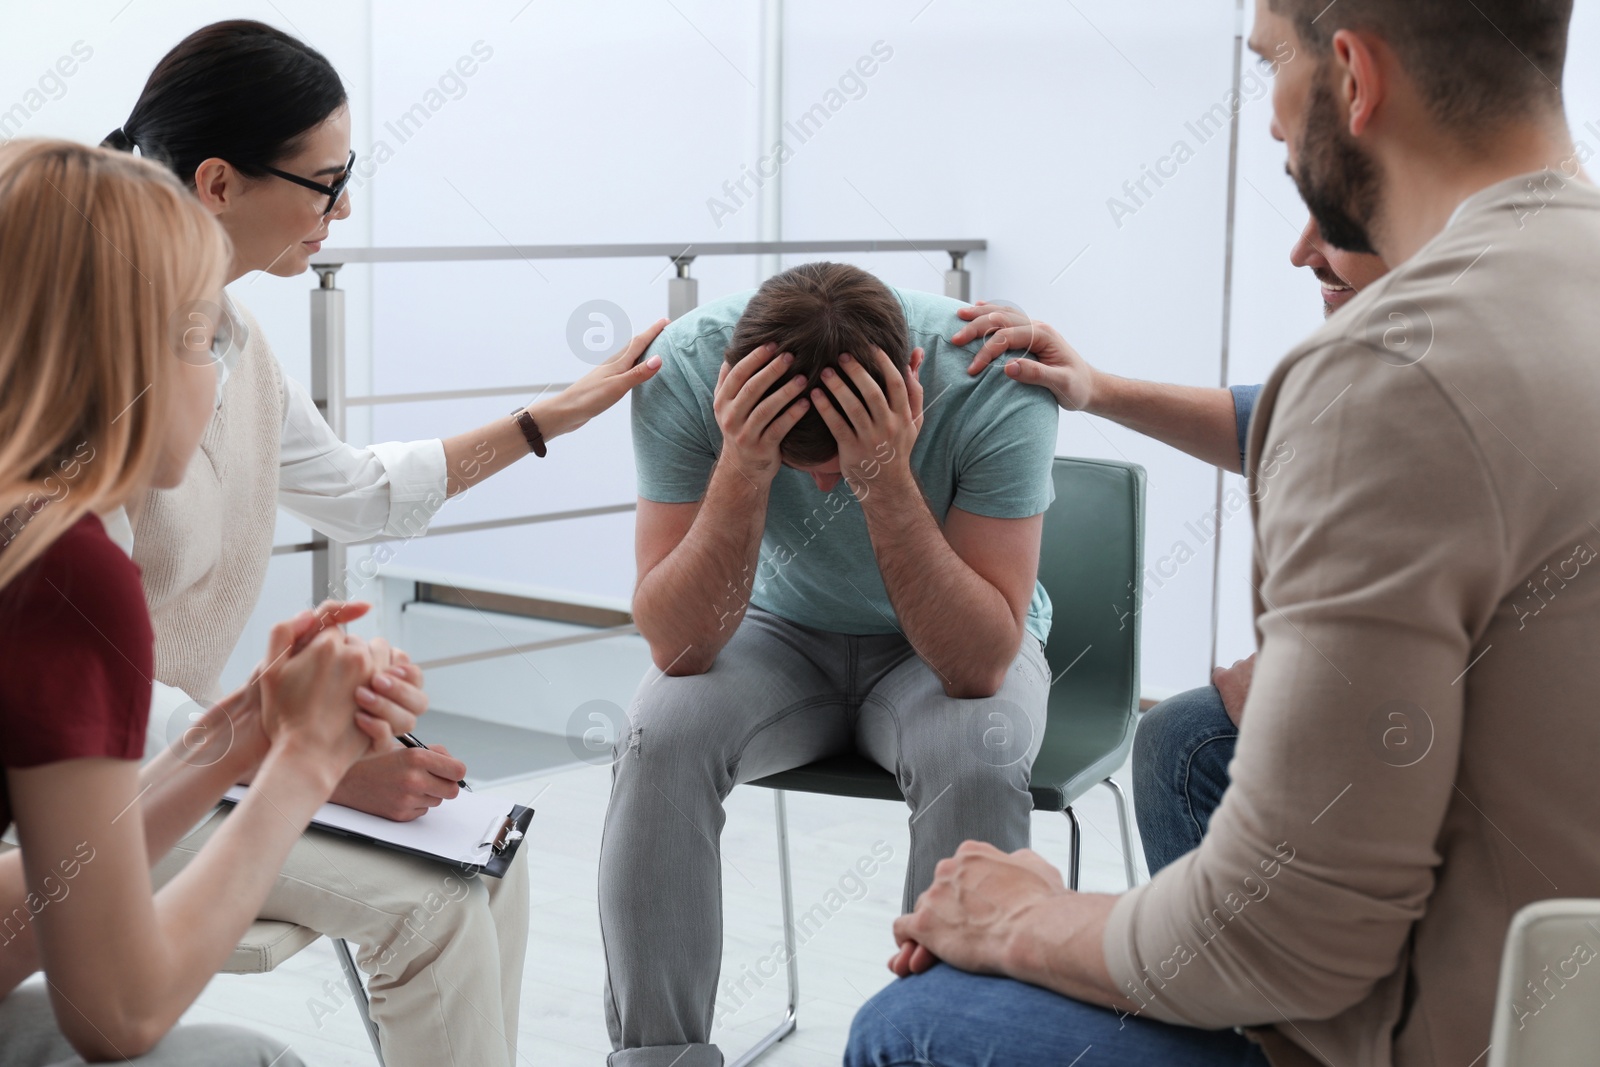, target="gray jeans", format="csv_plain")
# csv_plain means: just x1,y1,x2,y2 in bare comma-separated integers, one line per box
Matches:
0,983,301,1067
598,607,1052,1067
